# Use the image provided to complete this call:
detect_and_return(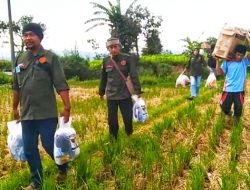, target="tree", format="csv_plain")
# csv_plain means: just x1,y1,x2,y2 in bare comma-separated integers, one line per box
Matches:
142,30,162,55
206,36,217,46
0,15,46,53
85,0,140,54
181,37,202,55
137,7,162,55
85,0,163,56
